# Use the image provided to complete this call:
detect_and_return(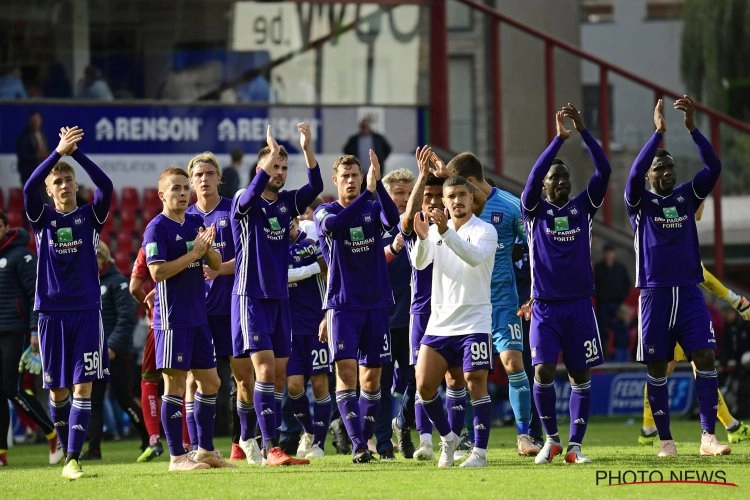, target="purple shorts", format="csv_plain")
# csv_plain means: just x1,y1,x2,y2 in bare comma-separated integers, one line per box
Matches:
529,298,604,371
409,312,430,365
420,333,493,372
207,314,233,357
232,295,291,358
38,310,109,389
328,308,391,366
637,285,714,363
155,325,216,370
287,335,332,377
